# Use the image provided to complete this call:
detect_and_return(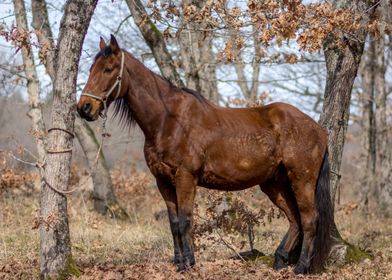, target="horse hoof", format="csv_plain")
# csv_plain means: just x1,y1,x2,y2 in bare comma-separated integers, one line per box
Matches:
273,259,287,270
293,263,309,275
176,263,185,272
173,255,182,265
176,259,195,272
